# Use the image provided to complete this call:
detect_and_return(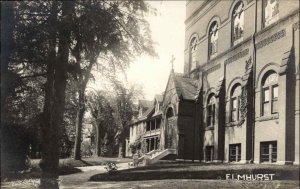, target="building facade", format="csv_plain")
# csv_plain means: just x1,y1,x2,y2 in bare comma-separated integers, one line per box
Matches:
127,0,299,165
